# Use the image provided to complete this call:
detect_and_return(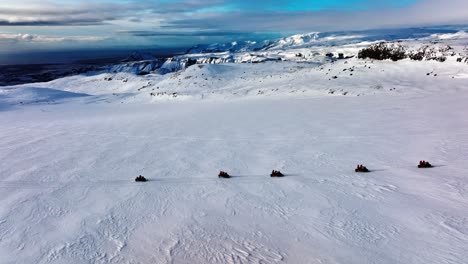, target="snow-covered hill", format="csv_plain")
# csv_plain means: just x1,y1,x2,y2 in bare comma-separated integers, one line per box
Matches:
1,27,468,264
186,32,326,54
187,40,271,54
102,28,468,76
